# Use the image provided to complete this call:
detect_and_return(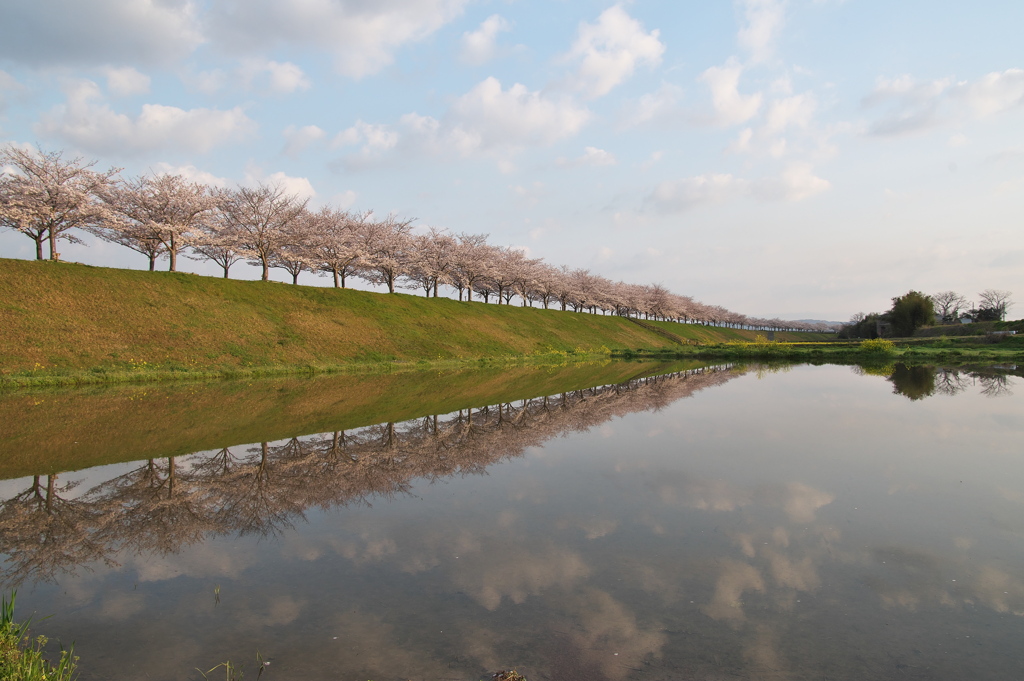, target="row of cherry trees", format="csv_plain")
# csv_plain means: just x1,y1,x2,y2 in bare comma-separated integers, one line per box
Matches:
0,145,835,332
